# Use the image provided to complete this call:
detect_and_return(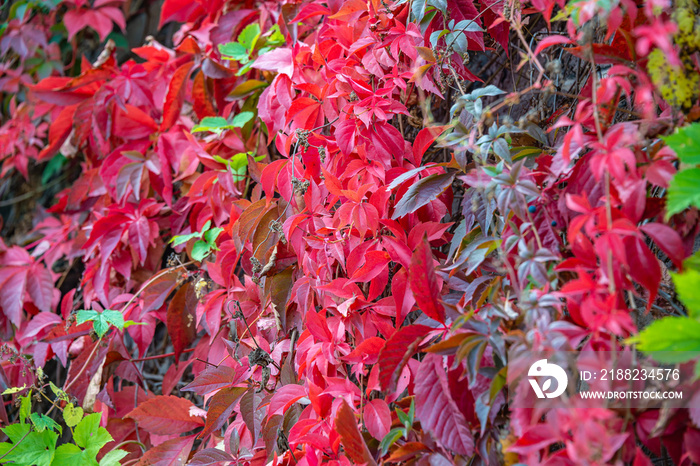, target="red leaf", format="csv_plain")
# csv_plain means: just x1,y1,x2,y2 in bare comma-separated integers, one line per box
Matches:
0,268,28,327
159,0,202,27
364,399,391,440
140,271,180,314
268,384,307,417
349,251,390,283
633,447,653,466
26,263,54,313
160,61,194,131
378,324,432,392
166,283,197,360
188,448,235,465
335,119,358,155
126,395,204,435
181,365,243,396
135,435,195,466
413,126,448,165
640,223,685,269
534,35,572,55
624,236,661,309
415,354,474,456
409,238,445,323
565,43,632,64
306,309,333,343
335,400,377,466
192,71,216,120
343,337,385,364
199,386,247,439
38,105,77,161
